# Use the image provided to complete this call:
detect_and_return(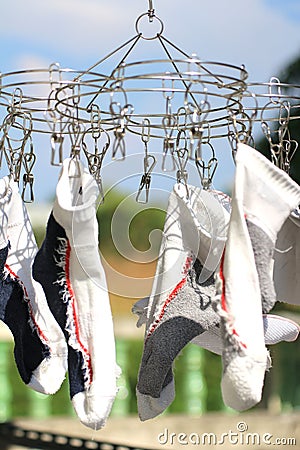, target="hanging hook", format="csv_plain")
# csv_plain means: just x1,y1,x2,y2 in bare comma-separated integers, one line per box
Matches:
9,87,23,113
49,62,63,91
148,0,155,21
162,74,175,116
